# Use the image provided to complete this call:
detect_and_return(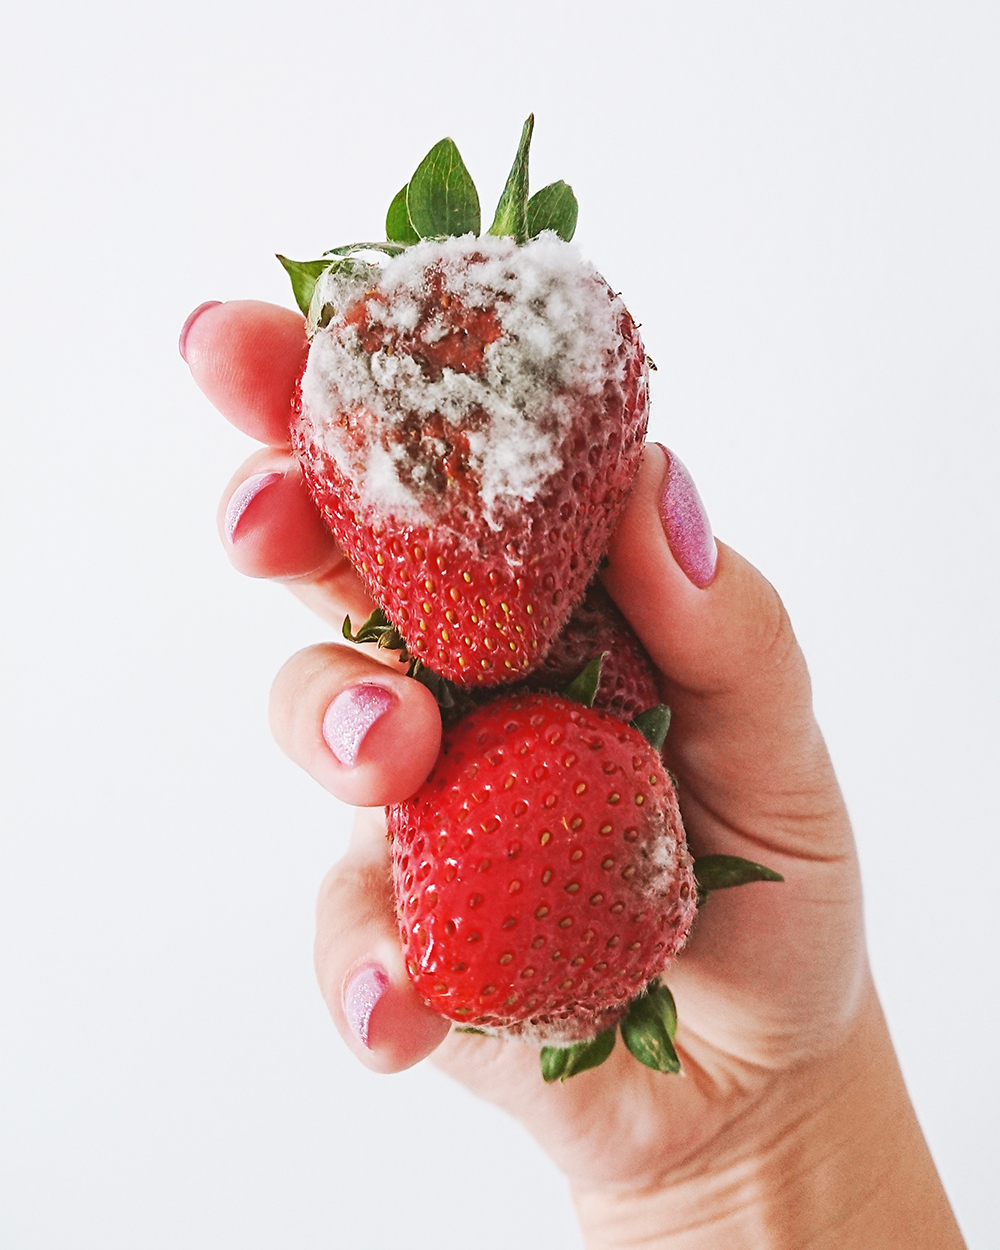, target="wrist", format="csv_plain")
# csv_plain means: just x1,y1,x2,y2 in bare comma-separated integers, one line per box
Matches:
572,985,964,1250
